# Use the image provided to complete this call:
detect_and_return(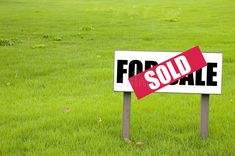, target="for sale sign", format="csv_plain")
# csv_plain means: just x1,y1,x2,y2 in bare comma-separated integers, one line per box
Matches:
113,47,222,98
